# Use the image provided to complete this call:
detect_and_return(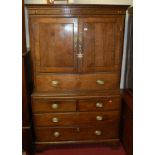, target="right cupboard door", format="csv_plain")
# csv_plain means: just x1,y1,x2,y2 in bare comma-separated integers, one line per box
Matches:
79,17,124,73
